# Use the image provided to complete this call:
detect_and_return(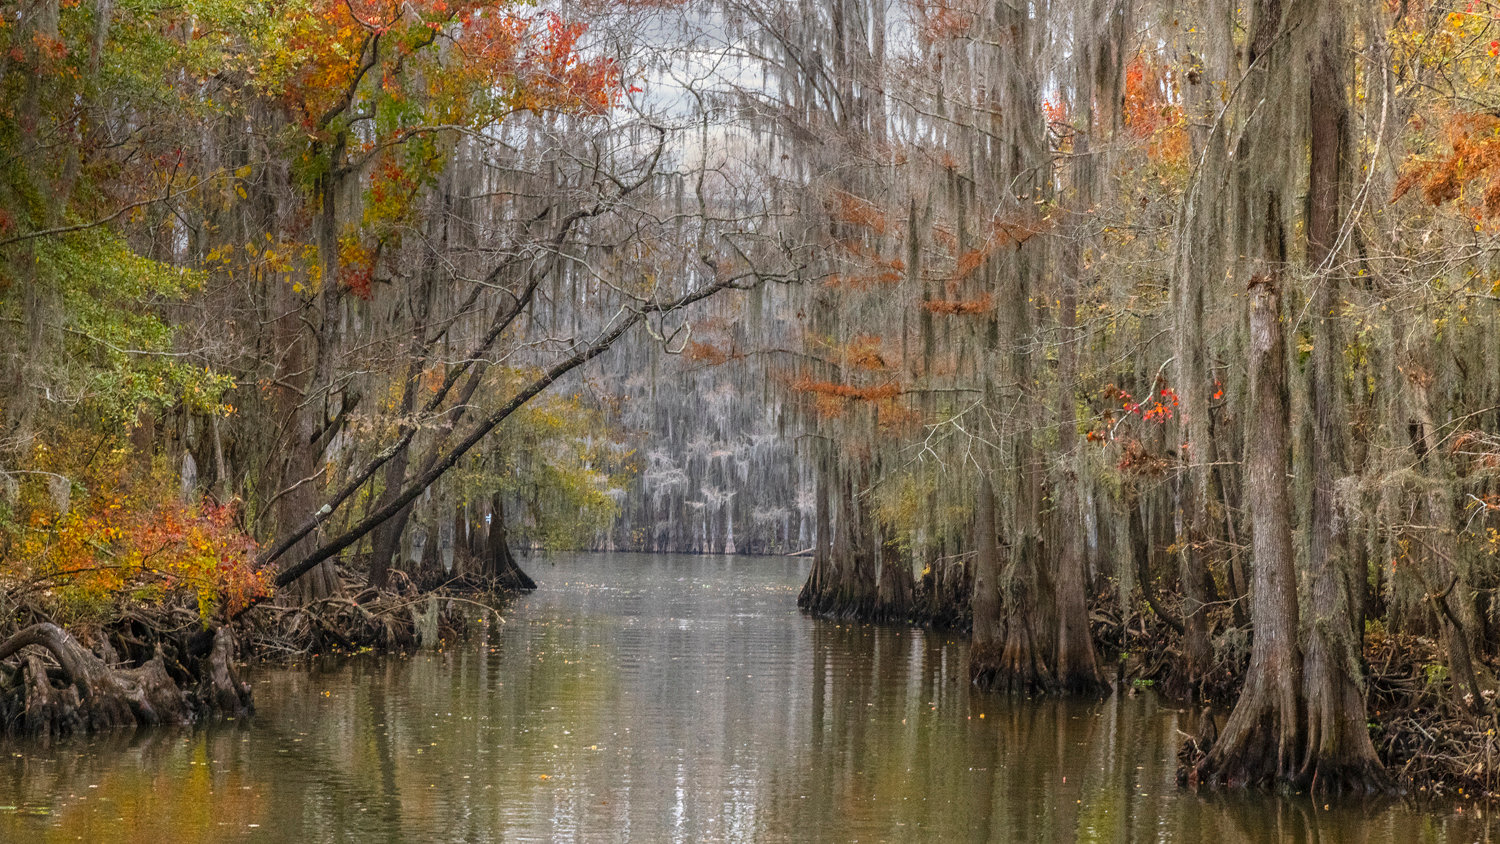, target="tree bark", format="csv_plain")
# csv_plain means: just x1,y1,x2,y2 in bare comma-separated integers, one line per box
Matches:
0,623,250,737
1050,5,1110,696
1192,275,1304,788
1298,1,1385,791
970,473,1004,688
484,493,536,592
